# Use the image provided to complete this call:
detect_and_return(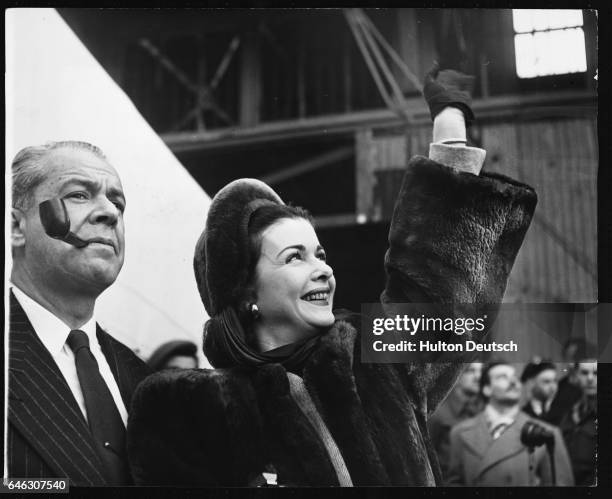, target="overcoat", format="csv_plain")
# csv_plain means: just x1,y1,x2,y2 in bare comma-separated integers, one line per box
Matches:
446,411,574,486
127,155,537,486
